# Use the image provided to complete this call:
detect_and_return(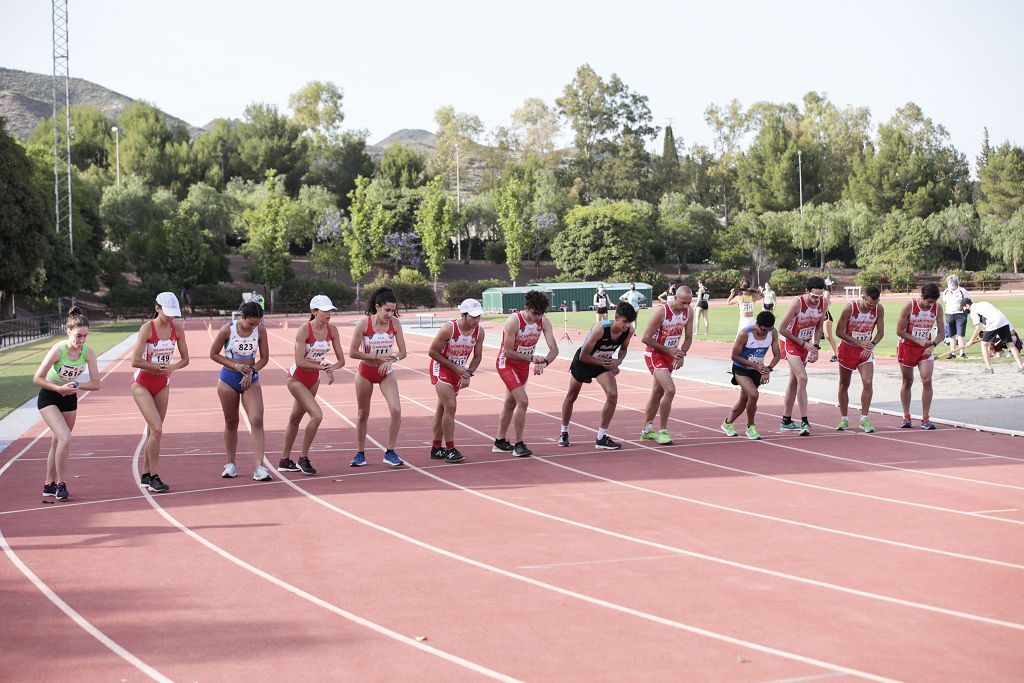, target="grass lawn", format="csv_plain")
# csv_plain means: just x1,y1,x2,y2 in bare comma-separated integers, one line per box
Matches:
486,294,1024,360
0,322,138,420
